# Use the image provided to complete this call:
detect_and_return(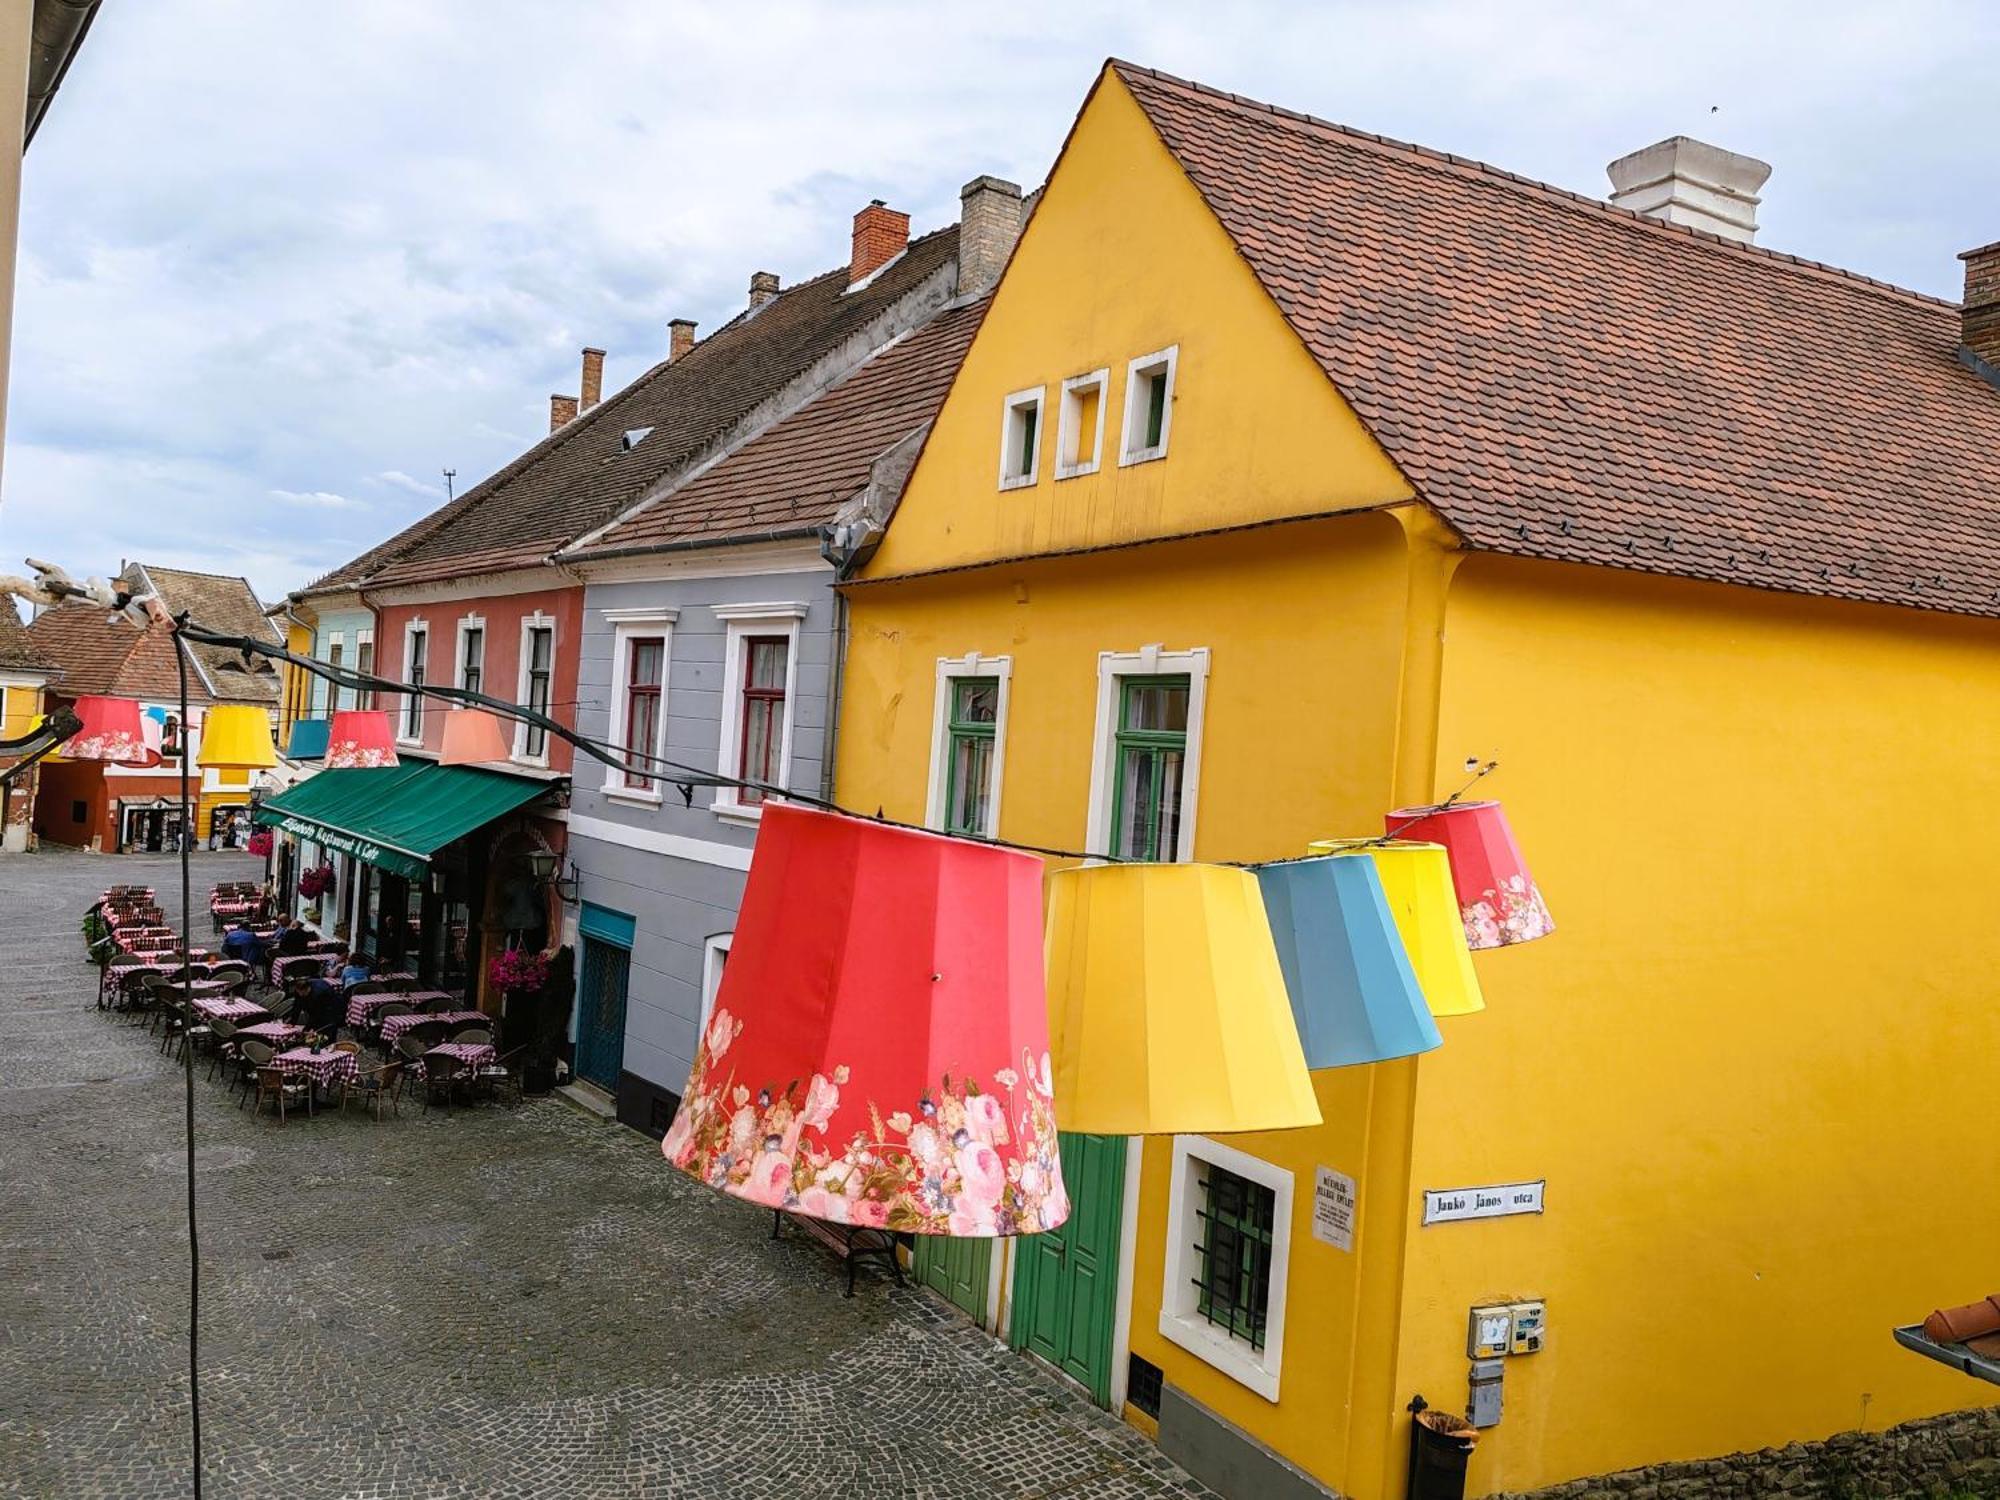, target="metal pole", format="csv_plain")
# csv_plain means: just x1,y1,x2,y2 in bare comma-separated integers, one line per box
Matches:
173,633,203,1499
